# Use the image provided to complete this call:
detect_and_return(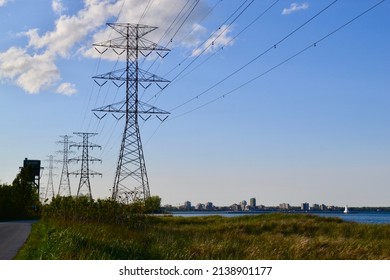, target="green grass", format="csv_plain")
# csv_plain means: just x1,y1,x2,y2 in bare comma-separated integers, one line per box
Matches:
15,213,390,260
